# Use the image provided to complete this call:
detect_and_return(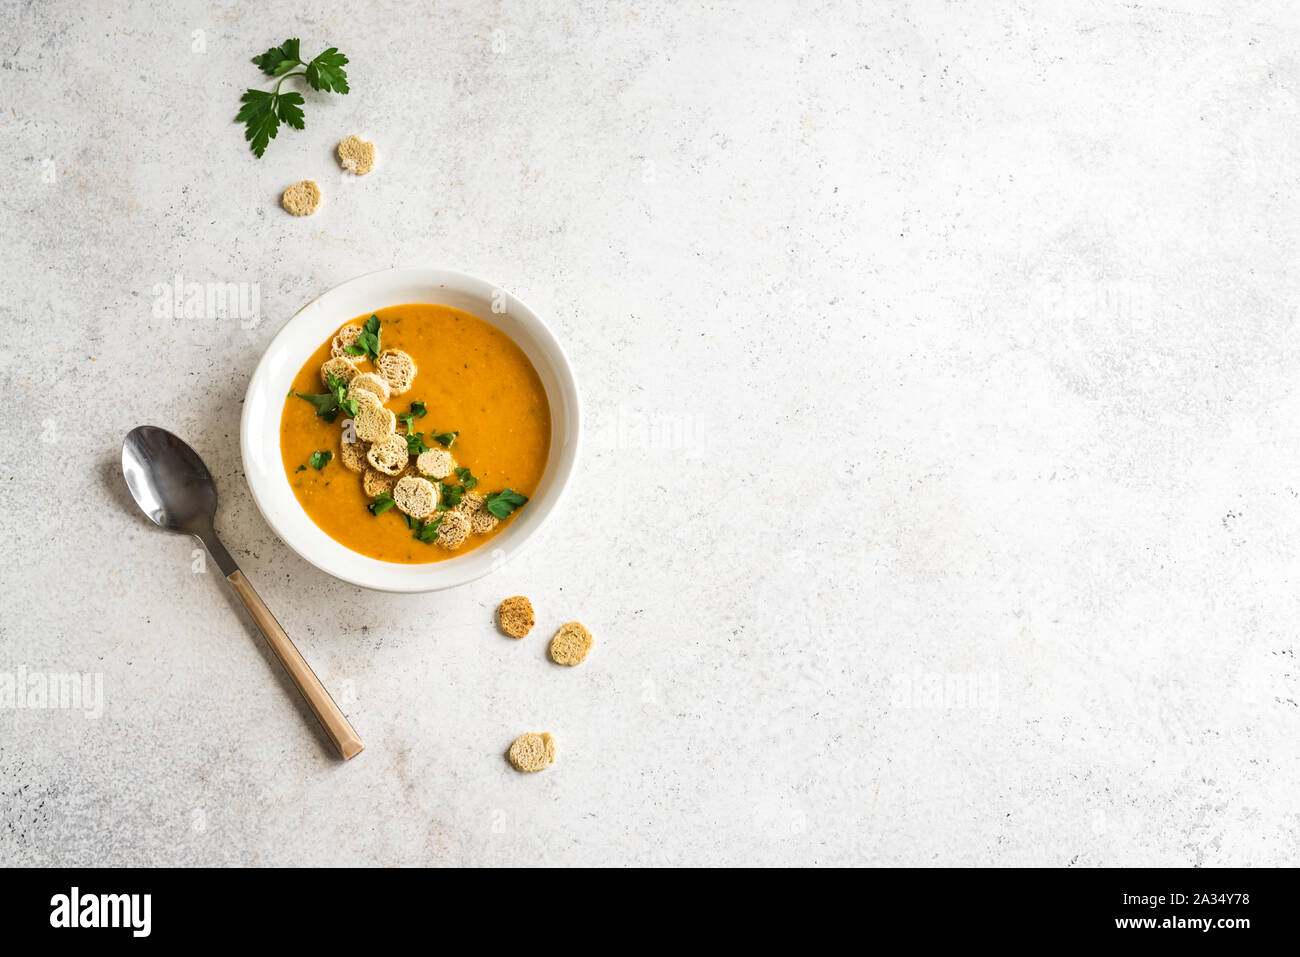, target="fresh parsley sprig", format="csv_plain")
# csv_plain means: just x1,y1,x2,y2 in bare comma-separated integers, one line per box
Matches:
368,492,396,516
454,467,478,490
292,373,355,423
330,374,358,417
293,389,340,423
412,517,442,543
431,430,459,448
237,39,350,158
344,315,381,361
397,400,428,434
438,483,466,510
484,489,528,519
309,450,333,470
